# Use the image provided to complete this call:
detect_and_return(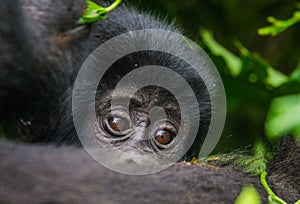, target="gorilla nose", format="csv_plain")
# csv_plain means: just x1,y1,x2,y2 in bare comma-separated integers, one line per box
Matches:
118,151,141,164
124,158,137,164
